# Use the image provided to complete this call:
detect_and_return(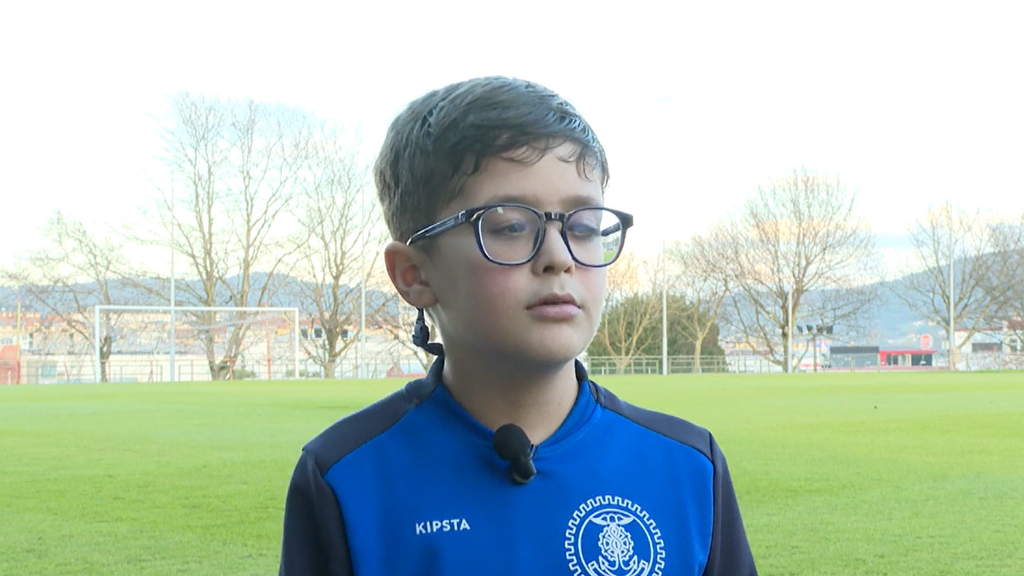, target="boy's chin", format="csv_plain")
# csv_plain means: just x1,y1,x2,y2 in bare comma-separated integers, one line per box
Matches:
506,340,587,369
